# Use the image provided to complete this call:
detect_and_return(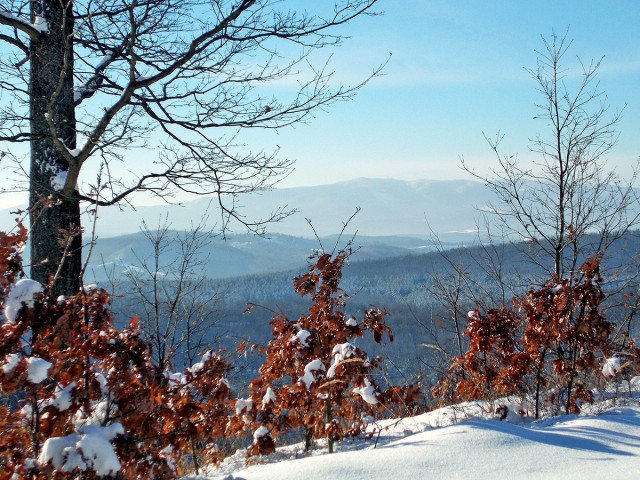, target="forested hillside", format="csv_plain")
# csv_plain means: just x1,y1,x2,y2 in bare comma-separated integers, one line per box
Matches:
109,231,640,386
83,232,443,282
